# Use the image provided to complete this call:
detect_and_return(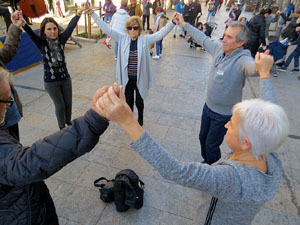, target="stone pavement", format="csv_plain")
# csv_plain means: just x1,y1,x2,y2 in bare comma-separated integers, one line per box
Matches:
12,4,300,225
